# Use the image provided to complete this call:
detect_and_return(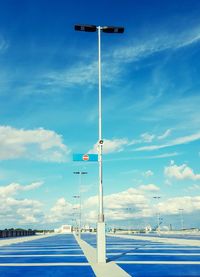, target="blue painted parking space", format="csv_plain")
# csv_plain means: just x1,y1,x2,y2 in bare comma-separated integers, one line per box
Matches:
0,266,92,277
0,234,95,277
120,264,200,277
82,233,200,276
